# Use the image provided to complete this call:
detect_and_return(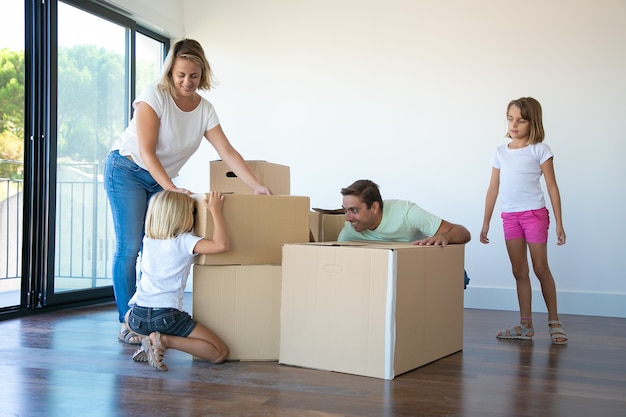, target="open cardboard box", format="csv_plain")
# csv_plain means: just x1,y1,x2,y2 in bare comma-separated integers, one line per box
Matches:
309,209,346,242
279,241,465,379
